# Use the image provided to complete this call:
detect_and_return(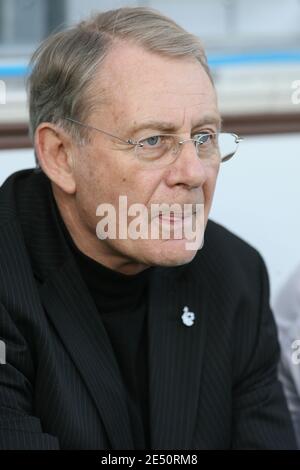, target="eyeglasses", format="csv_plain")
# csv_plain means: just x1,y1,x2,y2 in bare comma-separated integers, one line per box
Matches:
65,117,242,169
